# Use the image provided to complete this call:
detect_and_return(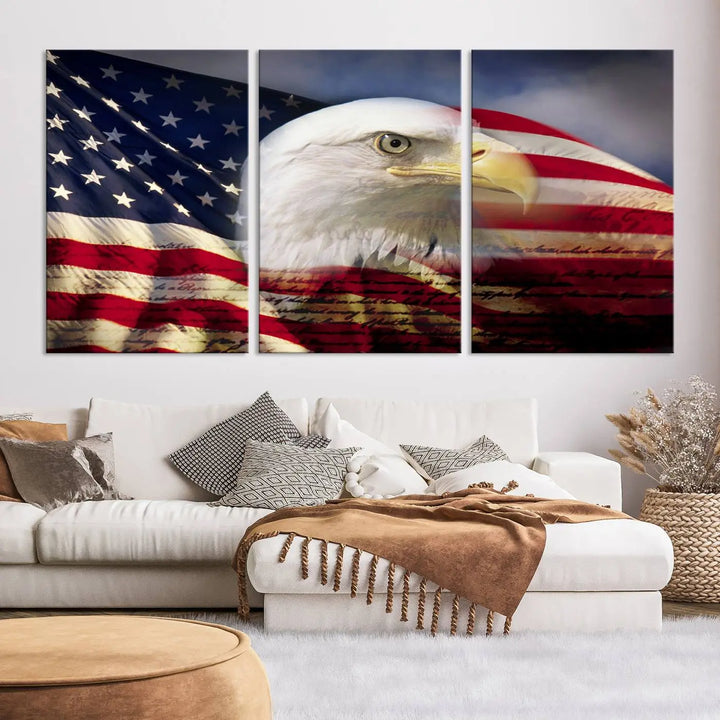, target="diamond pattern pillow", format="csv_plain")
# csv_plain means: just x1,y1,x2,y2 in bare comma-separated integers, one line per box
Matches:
400,436,509,481
168,392,327,497
209,440,359,510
